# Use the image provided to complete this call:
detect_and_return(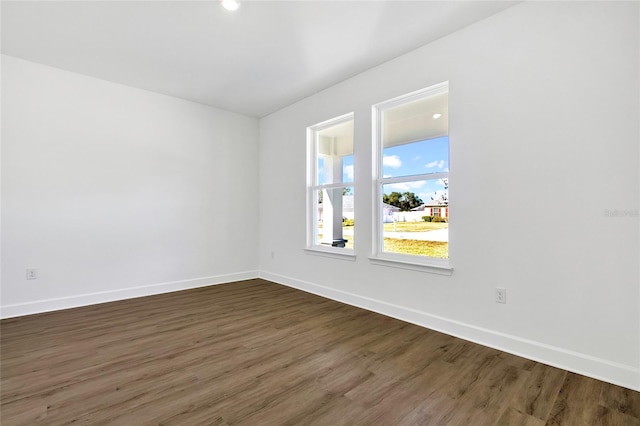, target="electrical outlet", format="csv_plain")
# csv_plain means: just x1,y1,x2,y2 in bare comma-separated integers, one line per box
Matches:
495,287,506,304
26,268,38,280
